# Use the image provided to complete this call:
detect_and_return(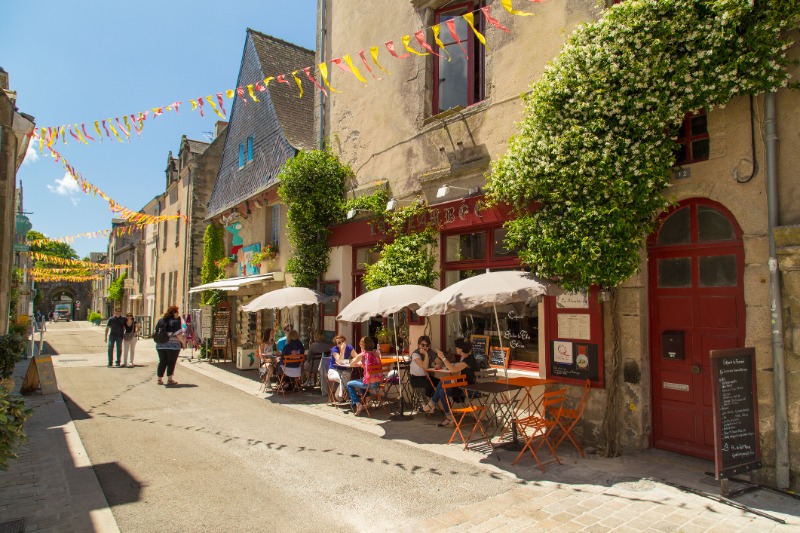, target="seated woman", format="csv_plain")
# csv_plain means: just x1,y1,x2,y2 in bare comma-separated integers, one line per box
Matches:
328,335,354,401
345,337,382,416
421,338,481,427
304,330,333,387
259,326,278,381
278,330,305,389
409,335,438,399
